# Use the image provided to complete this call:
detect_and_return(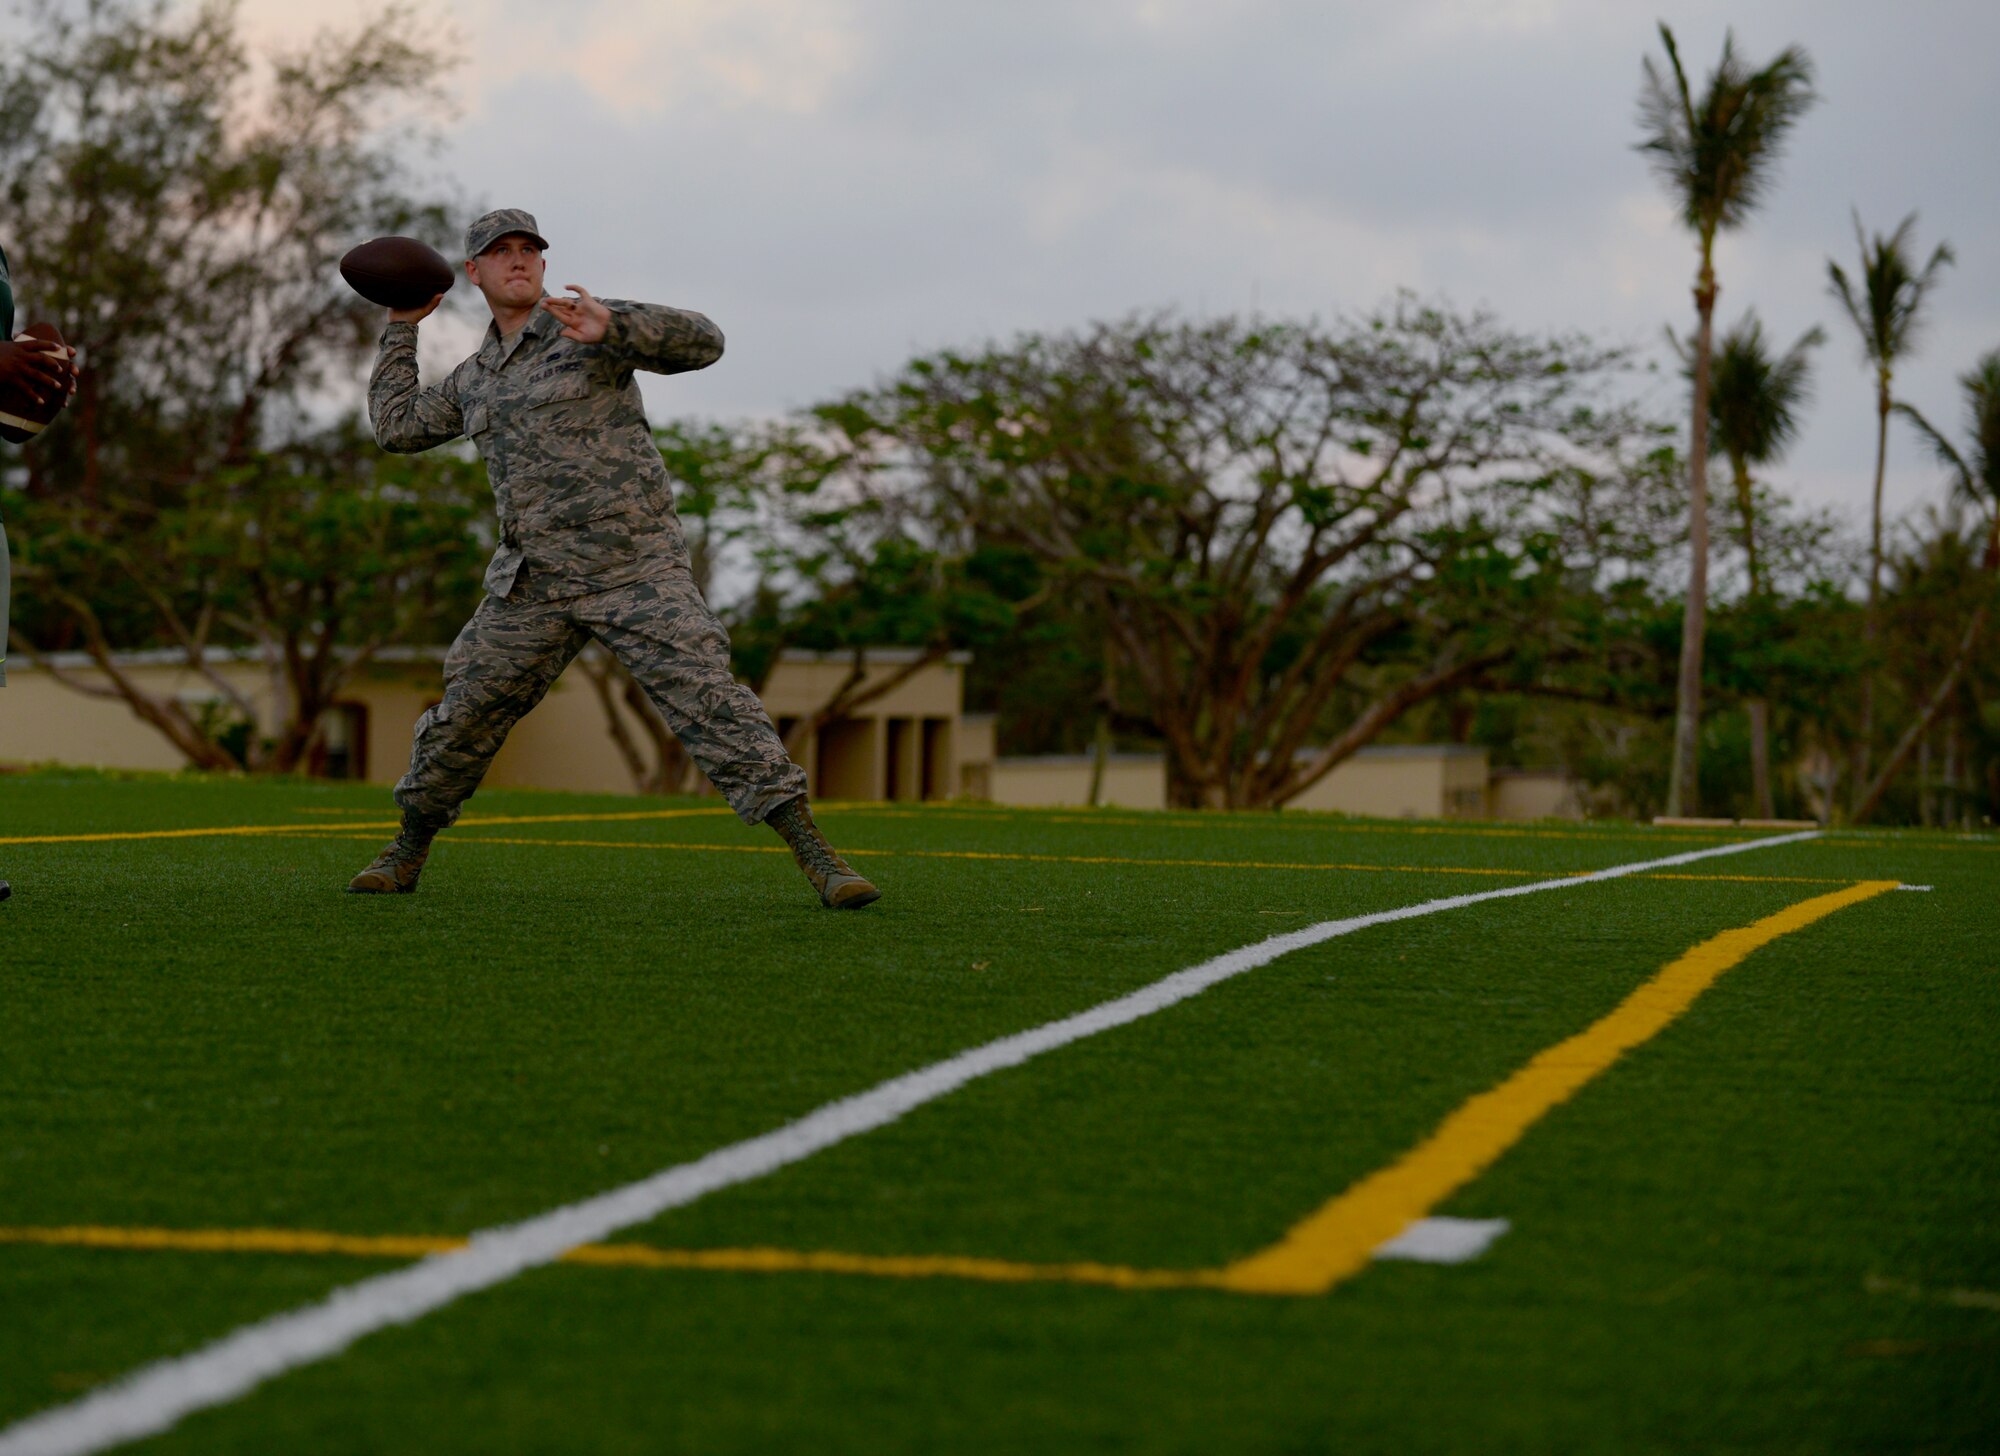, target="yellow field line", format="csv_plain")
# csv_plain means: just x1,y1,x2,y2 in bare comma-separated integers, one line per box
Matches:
1637,871,1849,885
877,848,1532,875
1210,879,1903,1295
854,807,1745,844
0,1225,1205,1292
0,806,738,848
0,1226,462,1260
0,824,392,847
413,835,1537,878
281,831,1851,885
426,836,786,857
560,1242,1213,1289
1814,837,1997,853
858,806,1993,852
451,808,738,828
